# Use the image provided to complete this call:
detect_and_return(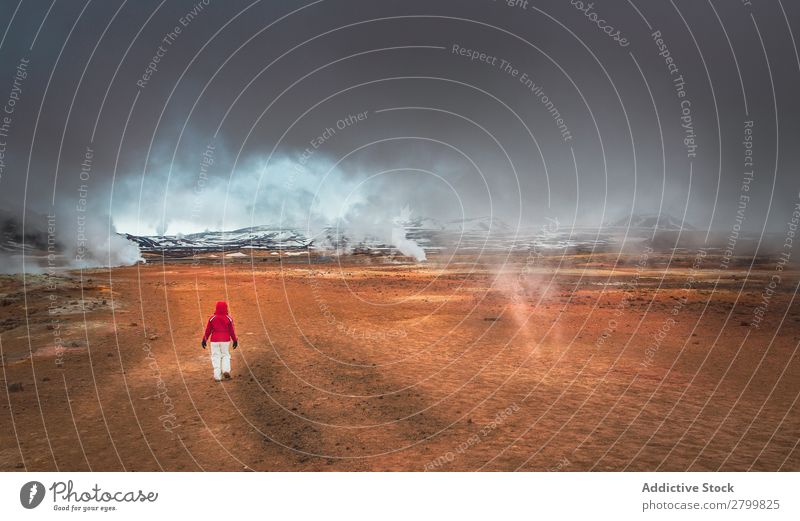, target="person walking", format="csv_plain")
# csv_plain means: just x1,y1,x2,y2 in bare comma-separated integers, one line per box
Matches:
201,301,238,381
